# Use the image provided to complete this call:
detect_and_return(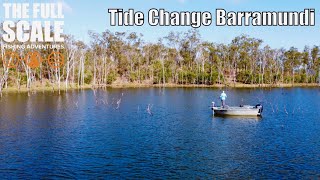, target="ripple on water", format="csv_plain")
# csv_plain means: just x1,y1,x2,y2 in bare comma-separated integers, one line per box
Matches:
0,88,320,178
